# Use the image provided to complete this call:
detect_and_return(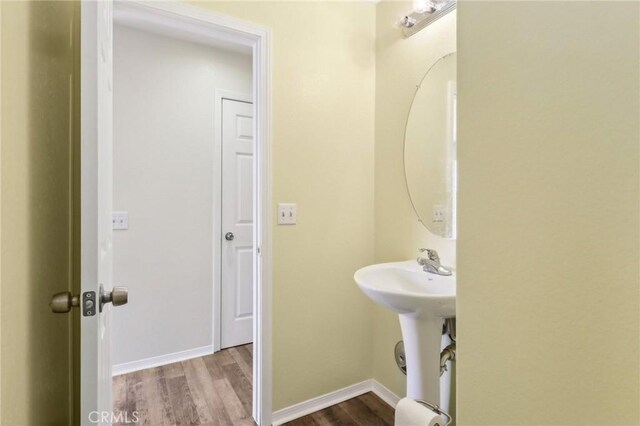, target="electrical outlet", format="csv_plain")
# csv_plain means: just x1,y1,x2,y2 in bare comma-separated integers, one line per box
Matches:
277,203,297,225
432,205,445,223
112,211,129,230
